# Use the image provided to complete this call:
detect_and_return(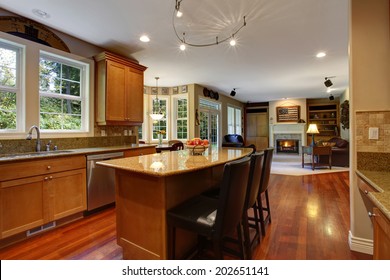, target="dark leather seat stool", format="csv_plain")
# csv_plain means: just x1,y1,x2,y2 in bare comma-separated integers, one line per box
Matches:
166,156,251,259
